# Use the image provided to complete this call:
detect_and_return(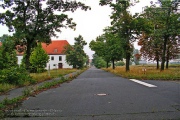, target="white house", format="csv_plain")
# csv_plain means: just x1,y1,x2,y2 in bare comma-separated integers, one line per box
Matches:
42,40,72,69
17,40,72,70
